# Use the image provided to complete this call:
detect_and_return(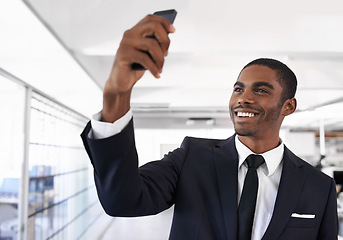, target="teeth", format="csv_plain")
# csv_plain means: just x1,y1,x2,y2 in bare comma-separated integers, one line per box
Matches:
237,112,256,117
